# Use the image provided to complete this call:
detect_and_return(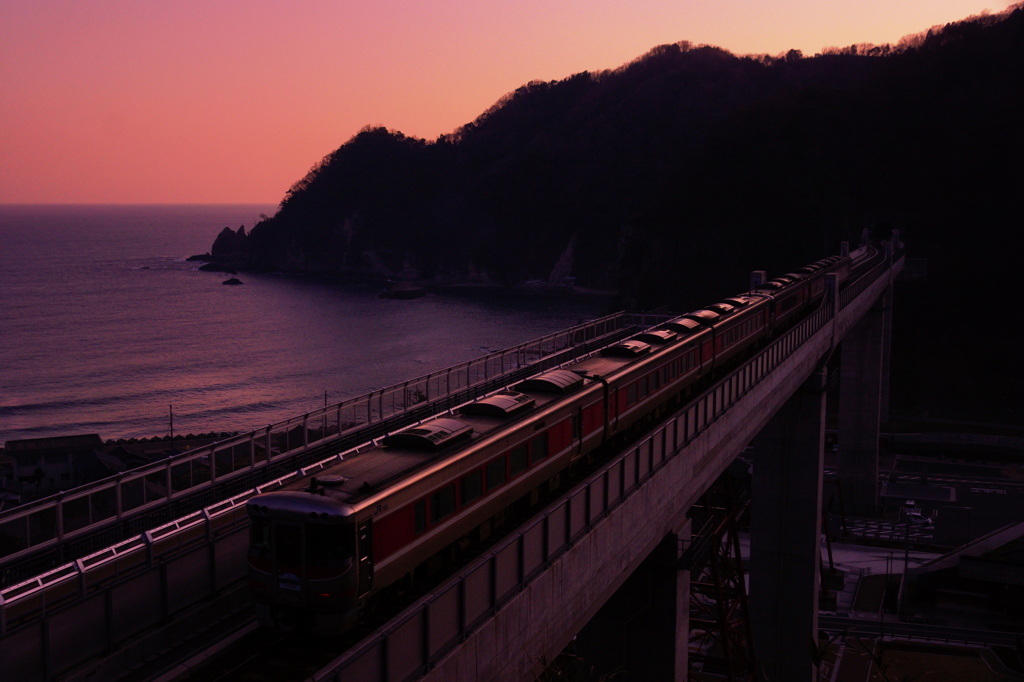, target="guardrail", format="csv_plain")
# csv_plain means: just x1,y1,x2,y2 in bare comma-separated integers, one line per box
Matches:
0,312,636,576
0,492,253,681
